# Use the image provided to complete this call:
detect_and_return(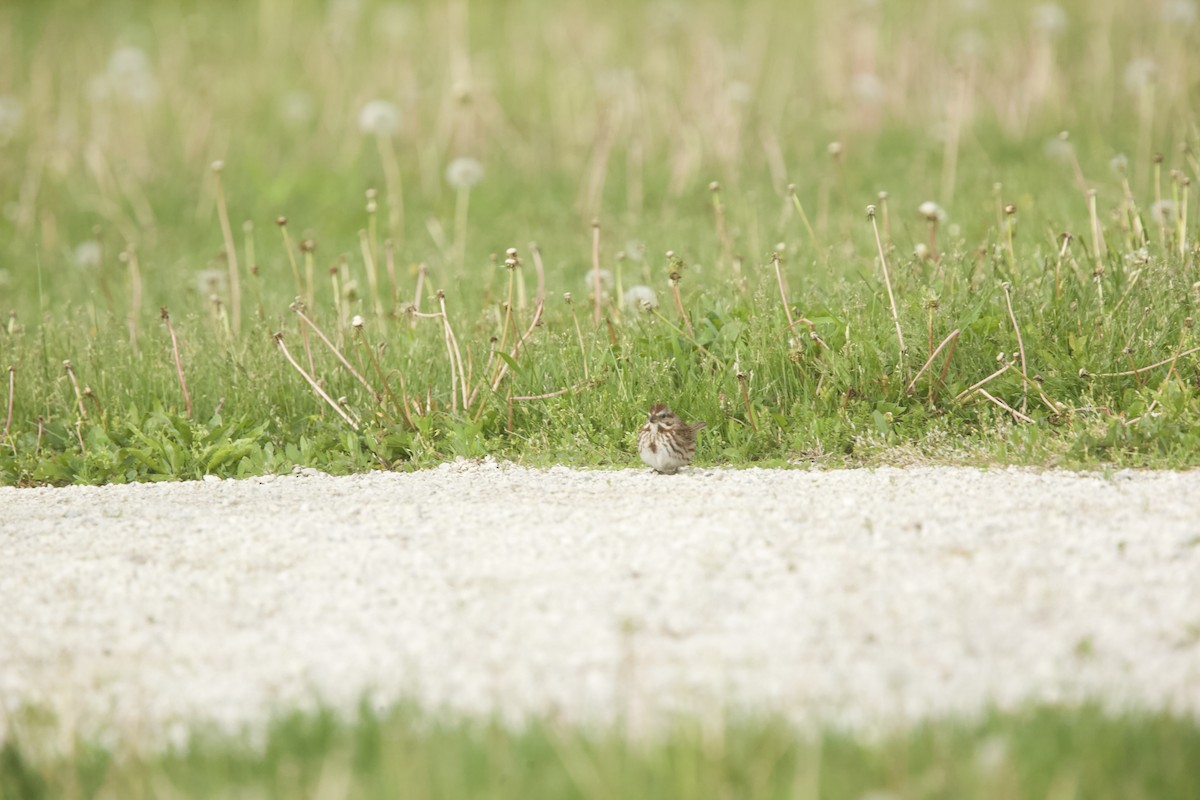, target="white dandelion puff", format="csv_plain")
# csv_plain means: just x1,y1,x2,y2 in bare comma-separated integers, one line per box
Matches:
358,99,401,136
622,285,659,311
726,81,753,105
1043,136,1074,162
918,201,947,223
1151,199,1178,226
1032,3,1068,35
279,90,315,127
584,268,614,293
0,96,24,143
851,73,886,105
196,269,228,297
1163,0,1197,24
445,157,484,189
105,46,160,106
73,240,102,269
1123,57,1157,95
